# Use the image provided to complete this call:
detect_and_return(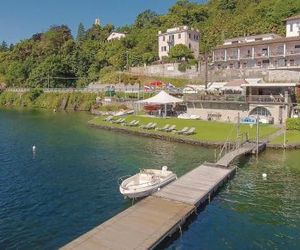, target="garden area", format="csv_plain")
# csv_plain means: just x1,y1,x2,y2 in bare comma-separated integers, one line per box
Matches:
270,118,300,145
89,115,279,144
